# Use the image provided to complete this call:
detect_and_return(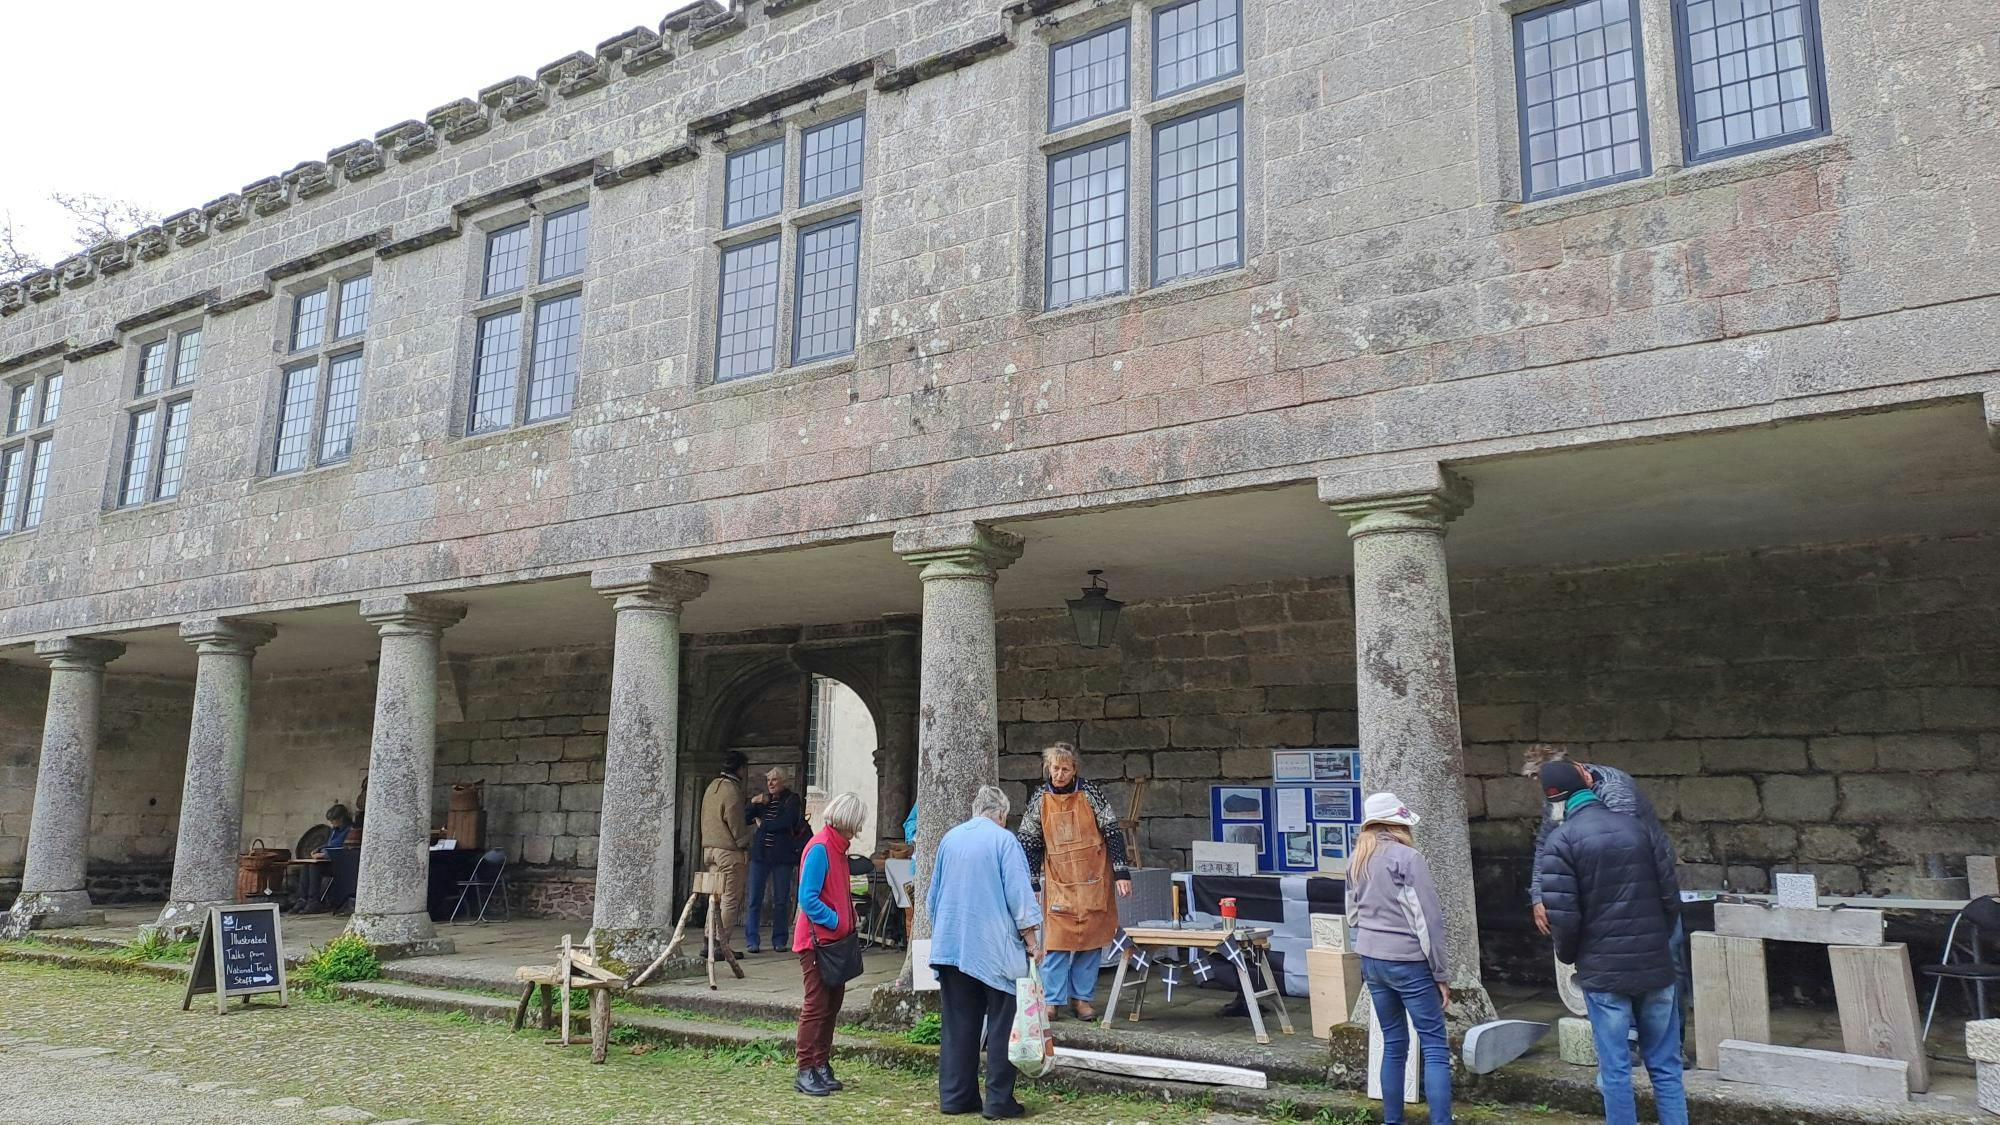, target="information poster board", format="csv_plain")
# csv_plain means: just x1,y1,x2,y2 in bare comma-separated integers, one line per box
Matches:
182,903,288,1014
1277,747,1363,874
1208,785,1273,870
